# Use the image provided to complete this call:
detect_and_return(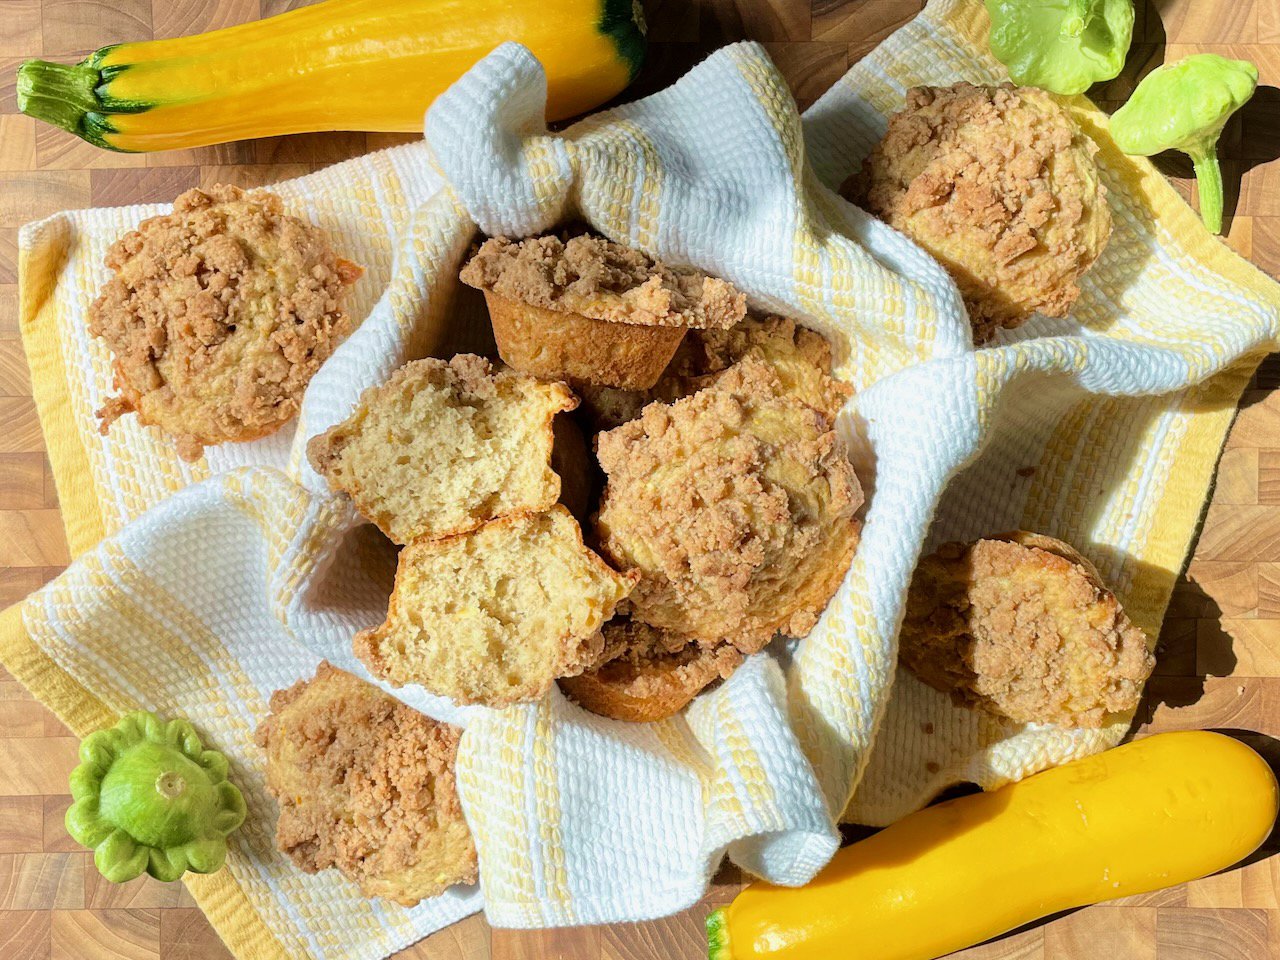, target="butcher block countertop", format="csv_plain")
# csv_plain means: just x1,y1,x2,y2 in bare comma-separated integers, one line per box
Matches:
2,0,1279,957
